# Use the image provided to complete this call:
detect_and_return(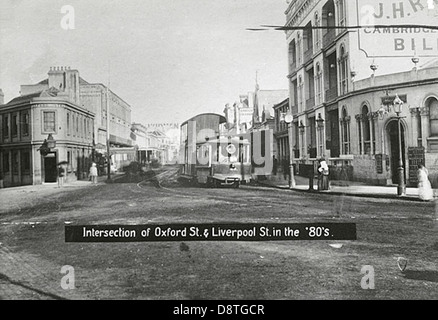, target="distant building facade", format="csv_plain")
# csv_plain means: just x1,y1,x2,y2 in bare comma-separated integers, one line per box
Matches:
131,123,179,165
